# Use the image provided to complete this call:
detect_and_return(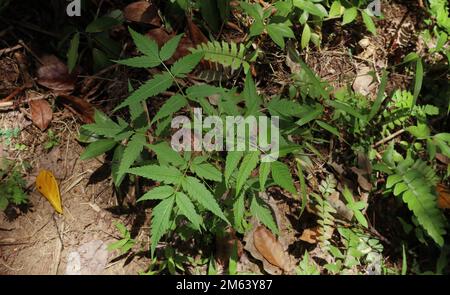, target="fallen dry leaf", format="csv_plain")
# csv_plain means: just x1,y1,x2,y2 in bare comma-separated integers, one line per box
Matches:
37,55,76,94
437,184,450,209
36,169,63,214
123,1,161,26
187,17,208,46
58,94,94,123
300,227,320,244
253,225,291,272
29,98,52,131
